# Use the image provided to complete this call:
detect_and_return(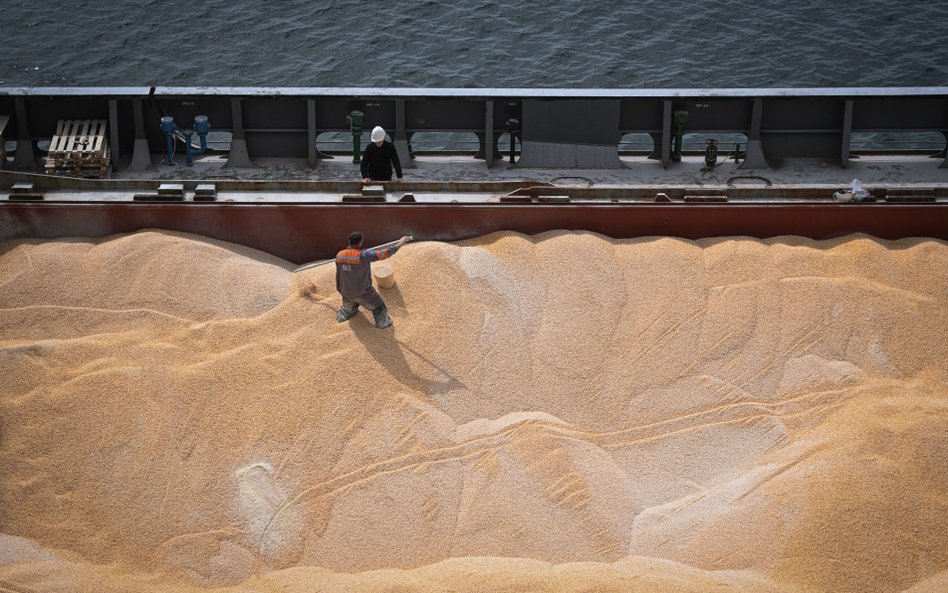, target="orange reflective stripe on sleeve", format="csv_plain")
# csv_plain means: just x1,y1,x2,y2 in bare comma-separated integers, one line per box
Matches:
336,248,363,264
